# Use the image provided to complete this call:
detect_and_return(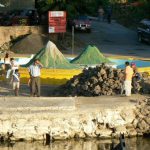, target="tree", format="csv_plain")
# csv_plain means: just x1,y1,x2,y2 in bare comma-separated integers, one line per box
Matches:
36,0,110,17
